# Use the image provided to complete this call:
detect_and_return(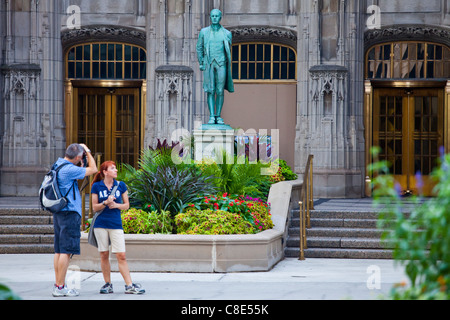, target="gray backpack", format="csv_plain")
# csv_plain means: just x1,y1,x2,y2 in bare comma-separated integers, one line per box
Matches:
39,163,75,213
